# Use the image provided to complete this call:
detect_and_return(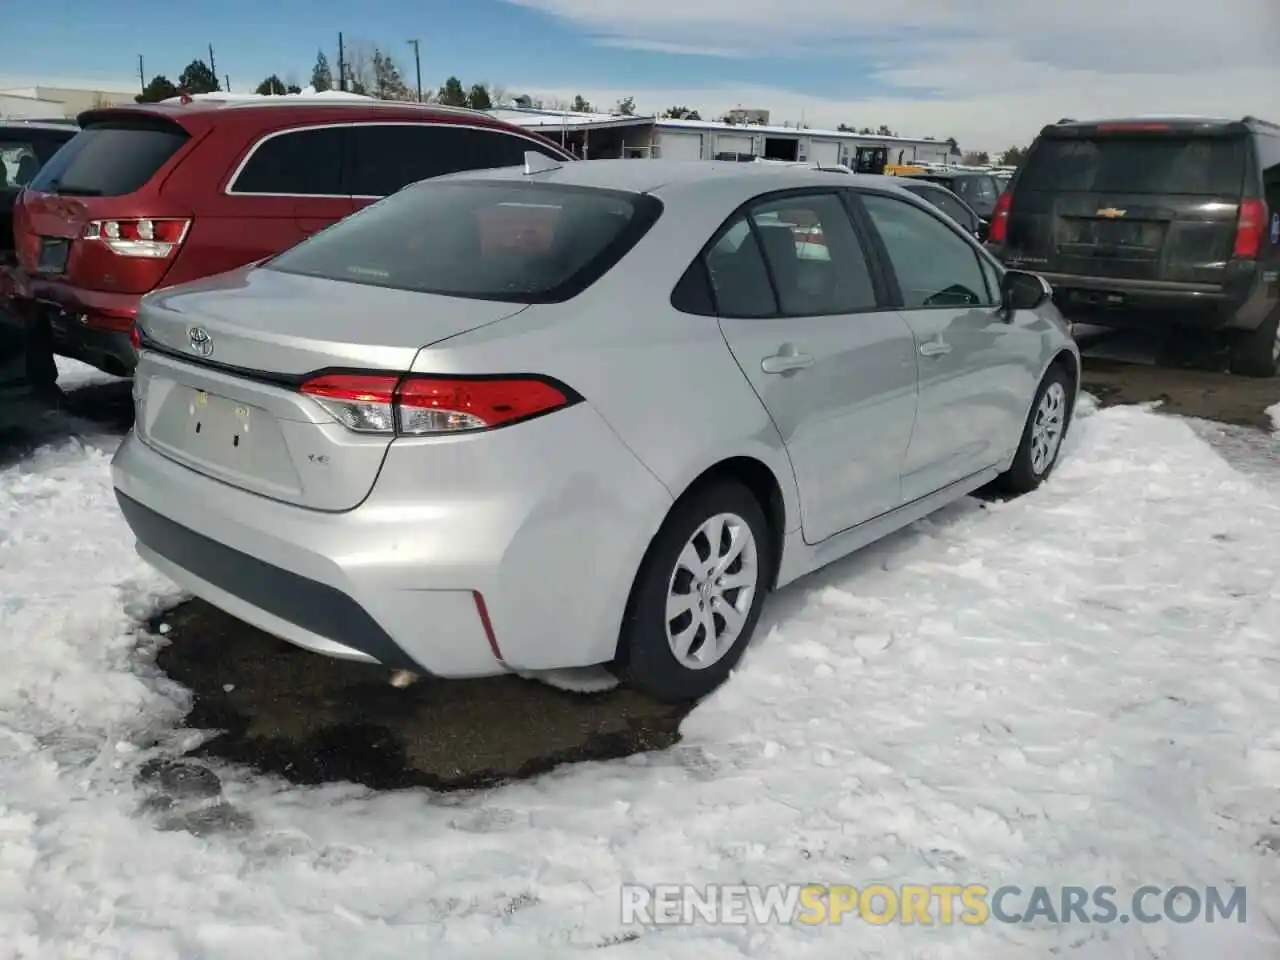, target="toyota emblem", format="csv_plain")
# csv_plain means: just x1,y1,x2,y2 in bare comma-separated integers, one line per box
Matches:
188,326,213,357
